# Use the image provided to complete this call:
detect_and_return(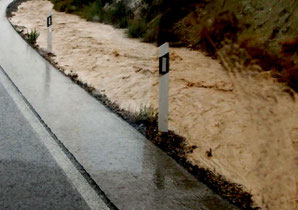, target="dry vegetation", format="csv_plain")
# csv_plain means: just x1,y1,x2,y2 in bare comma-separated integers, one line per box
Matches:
176,4,298,92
